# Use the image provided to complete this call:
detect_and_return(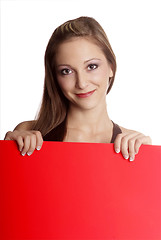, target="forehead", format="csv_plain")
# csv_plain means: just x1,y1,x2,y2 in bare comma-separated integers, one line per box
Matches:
55,37,106,63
